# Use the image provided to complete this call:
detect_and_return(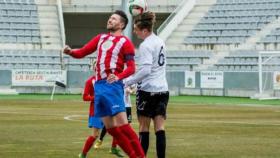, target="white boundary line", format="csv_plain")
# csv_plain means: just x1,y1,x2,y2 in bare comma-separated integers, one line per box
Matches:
63,114,140,125
1,103,280,126
63,115,87,122
0,111,279,126
62,114,280,126
166,119,280,126
169,102,280,108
